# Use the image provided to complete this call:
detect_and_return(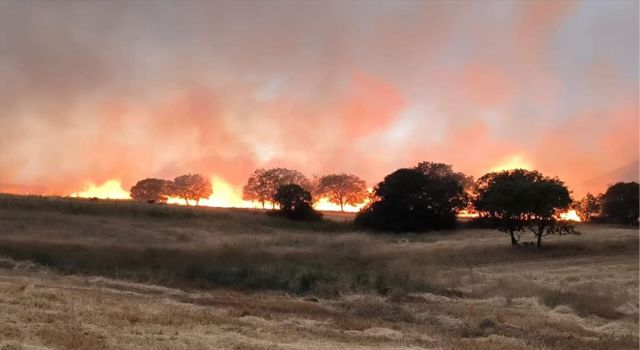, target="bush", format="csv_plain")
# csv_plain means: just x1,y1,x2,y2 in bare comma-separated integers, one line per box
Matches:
272,184,322,221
